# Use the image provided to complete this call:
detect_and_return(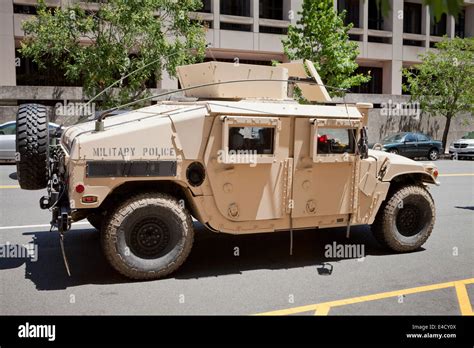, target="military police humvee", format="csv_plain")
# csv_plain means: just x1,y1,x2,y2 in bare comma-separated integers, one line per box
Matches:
15,61,439,280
